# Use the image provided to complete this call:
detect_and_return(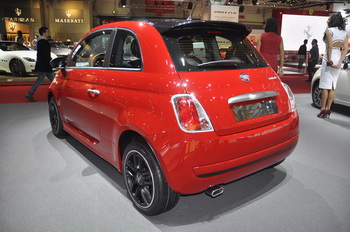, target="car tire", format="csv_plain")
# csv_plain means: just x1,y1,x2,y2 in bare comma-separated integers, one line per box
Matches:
49,97,66,138
312,80,322,109
9,58,26,77
123,140,179,216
